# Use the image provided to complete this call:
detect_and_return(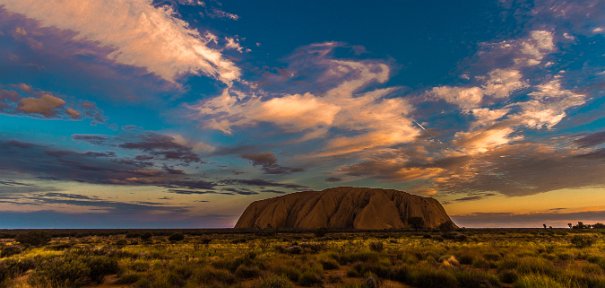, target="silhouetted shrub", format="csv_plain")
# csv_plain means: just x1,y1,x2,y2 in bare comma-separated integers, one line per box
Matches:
439,221,457,232
409,217,425,230
140,232,152,241
314,228,328,237
168,233,185,242
15,231,51,247
363,273,381,288
454,269,500,288
235,264,261,279
369,241,384,252
115,272,141,284
442,232,467,241
320,258,339,270
499,270,519,284
570,235,596,248
411,267,457,288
